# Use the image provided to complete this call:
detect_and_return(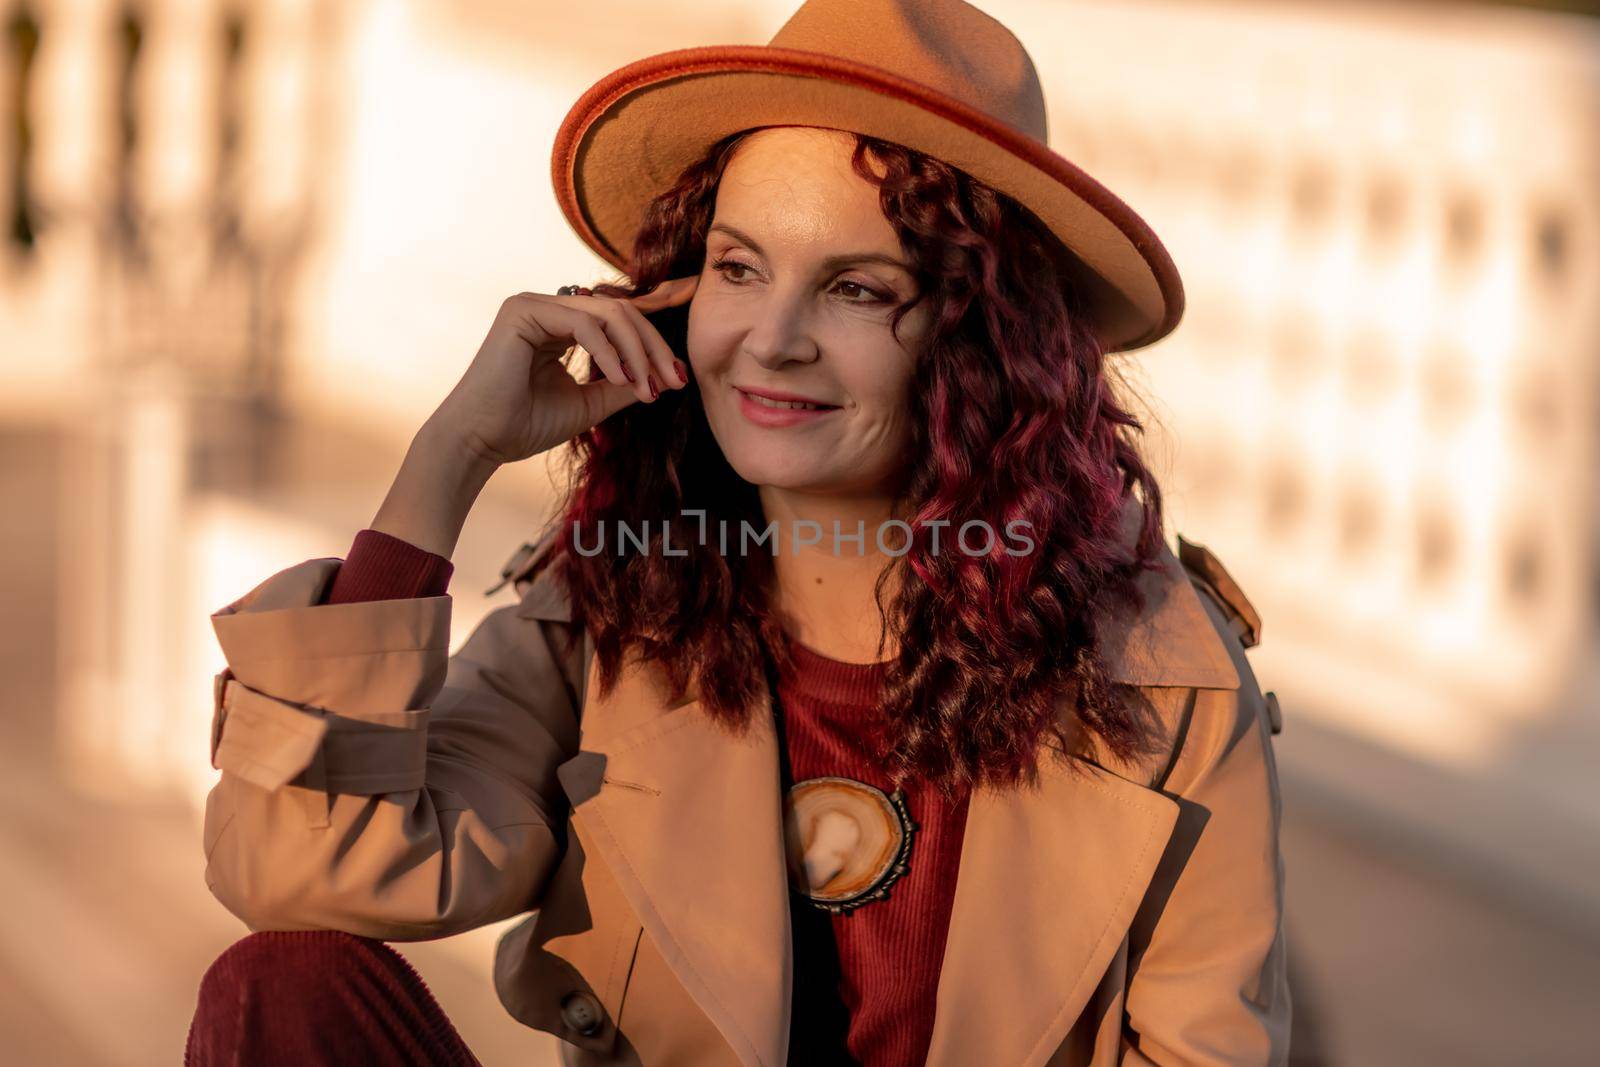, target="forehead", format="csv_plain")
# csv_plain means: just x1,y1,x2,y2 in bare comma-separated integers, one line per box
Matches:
712,128,899,251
